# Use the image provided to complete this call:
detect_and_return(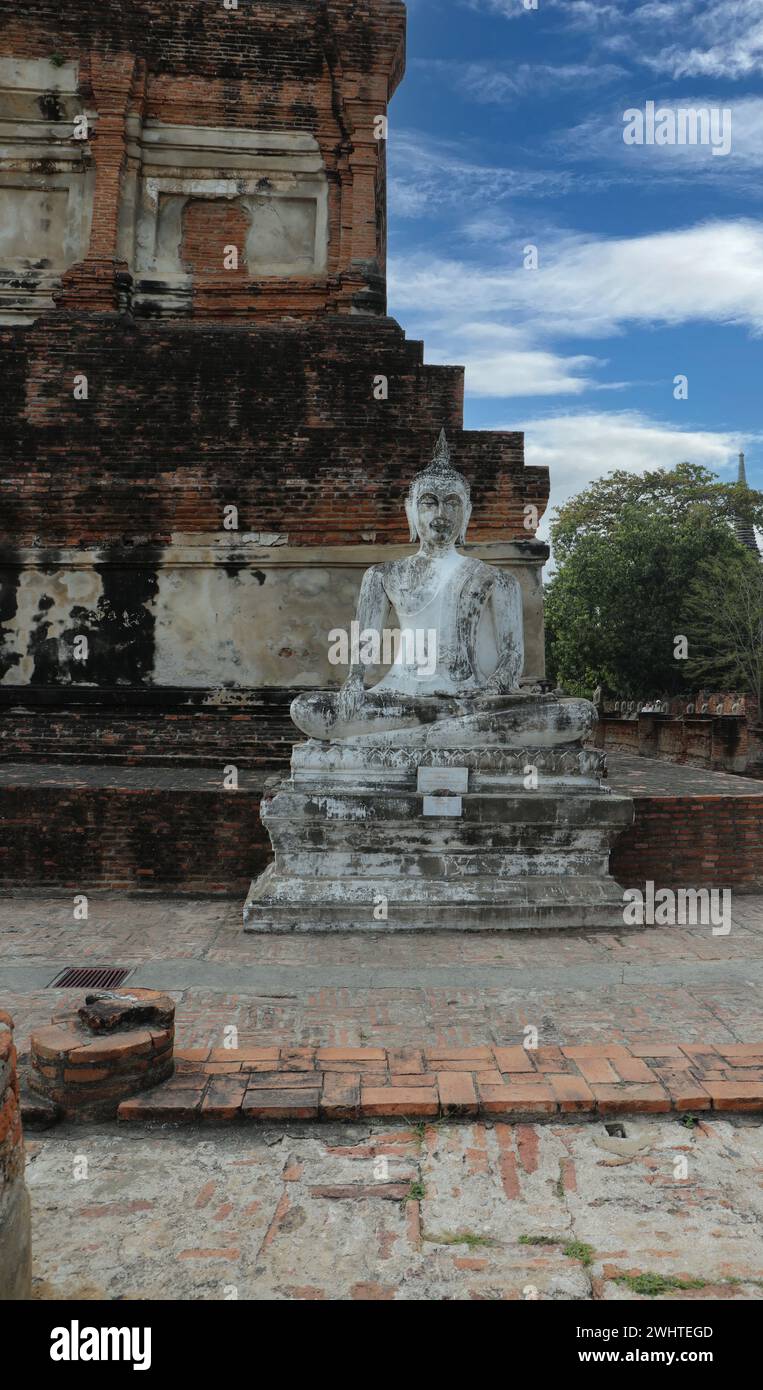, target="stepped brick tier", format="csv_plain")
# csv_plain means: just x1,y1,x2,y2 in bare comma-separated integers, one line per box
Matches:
0,1011,32,1299
0,320,547,693
29,988,175,1120
106,1040,763,1124
0,686,298,770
